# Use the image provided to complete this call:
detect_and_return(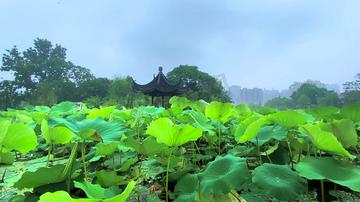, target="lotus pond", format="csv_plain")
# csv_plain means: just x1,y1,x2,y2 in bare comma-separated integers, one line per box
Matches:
0,97,360,202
